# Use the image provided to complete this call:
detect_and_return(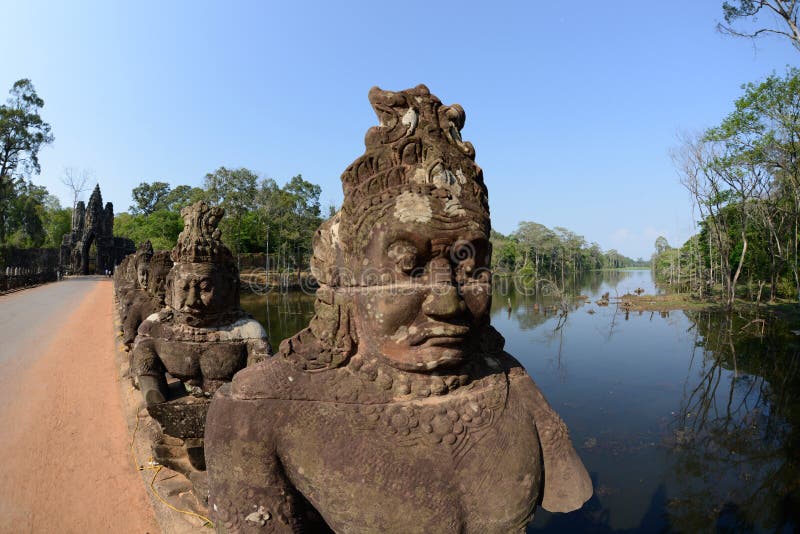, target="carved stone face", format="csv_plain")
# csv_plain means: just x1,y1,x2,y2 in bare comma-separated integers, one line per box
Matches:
167,263,237,317
136,260,151,289
351,203,492,372
147,261,172,300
